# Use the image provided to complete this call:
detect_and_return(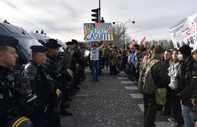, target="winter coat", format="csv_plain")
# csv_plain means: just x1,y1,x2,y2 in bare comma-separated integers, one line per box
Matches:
110,49,118,65
177,56,197,106
151,54,170,88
